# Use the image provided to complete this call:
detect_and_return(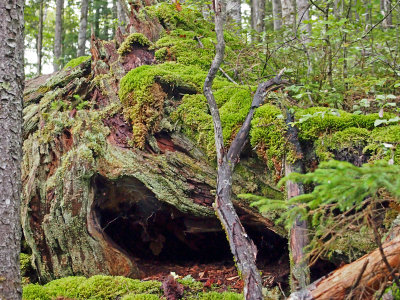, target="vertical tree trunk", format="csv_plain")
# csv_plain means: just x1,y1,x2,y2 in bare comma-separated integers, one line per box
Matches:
95,2,100,37
112,0,117,37
272,0,282,30
250,0,265,38
296,0,311,36
281,0,295,28
54,0,64,71
77,0,89,57
117,0,129,33
37,0,44,75
227,0,241,26
382,0,392,28
0,0,24,299
285,111,310,291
